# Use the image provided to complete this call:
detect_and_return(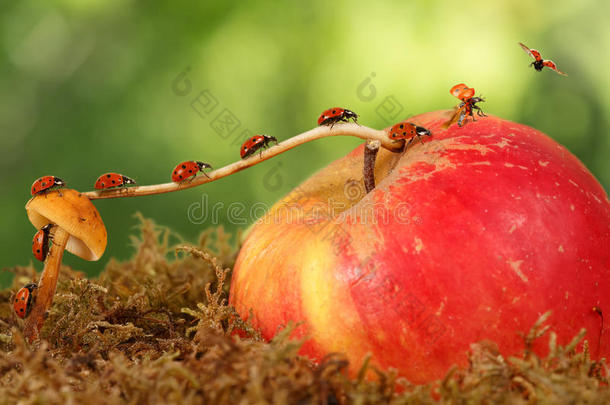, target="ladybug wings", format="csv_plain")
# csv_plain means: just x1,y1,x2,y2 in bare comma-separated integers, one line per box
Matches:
450,84,475,101
519,42,542,61
450,83,468,98
442,103,468,129
542,60,567,76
